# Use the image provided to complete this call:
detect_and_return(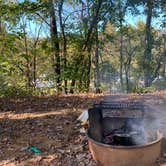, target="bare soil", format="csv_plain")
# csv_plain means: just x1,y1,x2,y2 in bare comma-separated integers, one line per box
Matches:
0,92,165,166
